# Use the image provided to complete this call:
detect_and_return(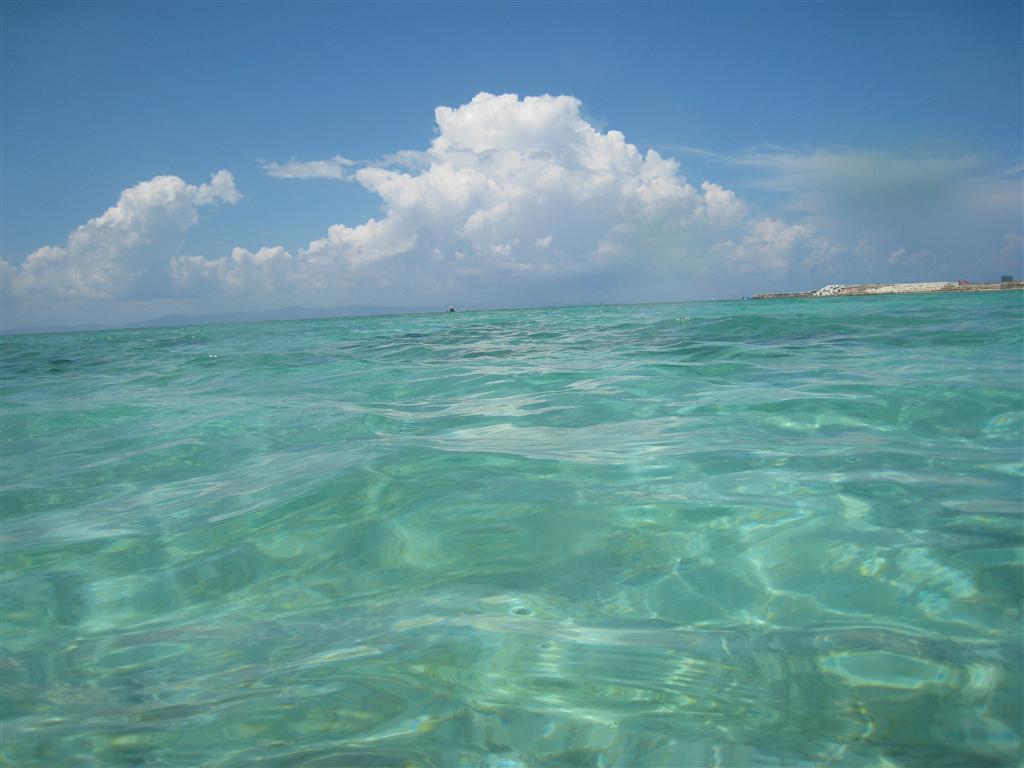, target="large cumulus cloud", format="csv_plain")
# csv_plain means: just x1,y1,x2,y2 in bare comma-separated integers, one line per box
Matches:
177,93,782,305
4,171,240,304
5,93,840,329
